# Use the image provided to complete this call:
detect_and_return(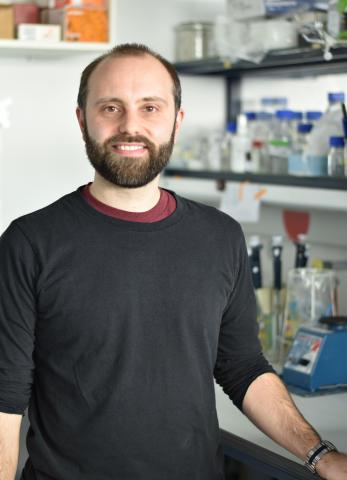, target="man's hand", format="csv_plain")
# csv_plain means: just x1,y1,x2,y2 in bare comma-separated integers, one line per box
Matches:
242,373,347,479
0,412,22,480
315,451,347,480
